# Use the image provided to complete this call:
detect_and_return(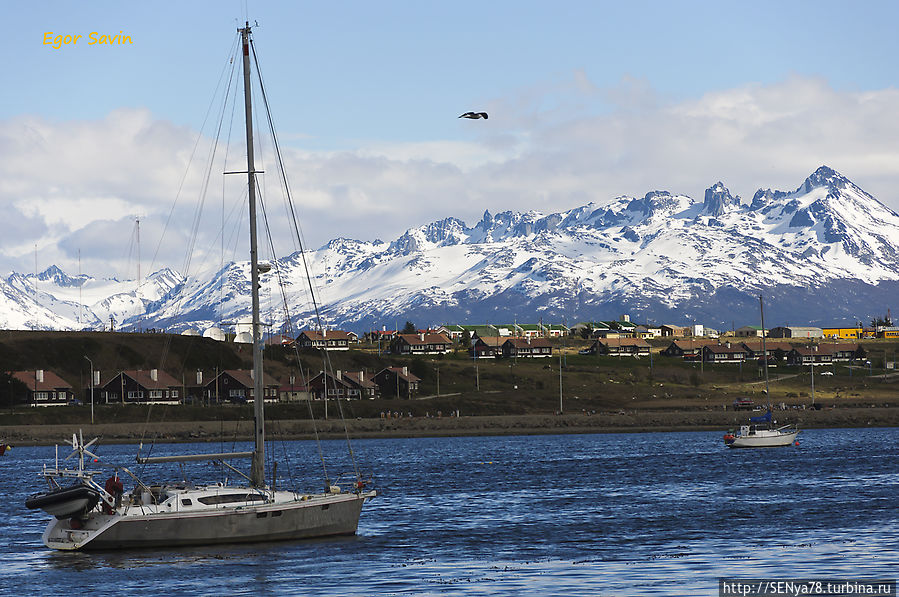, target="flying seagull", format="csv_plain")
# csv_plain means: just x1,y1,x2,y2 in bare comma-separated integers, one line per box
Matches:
459,112,488,119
